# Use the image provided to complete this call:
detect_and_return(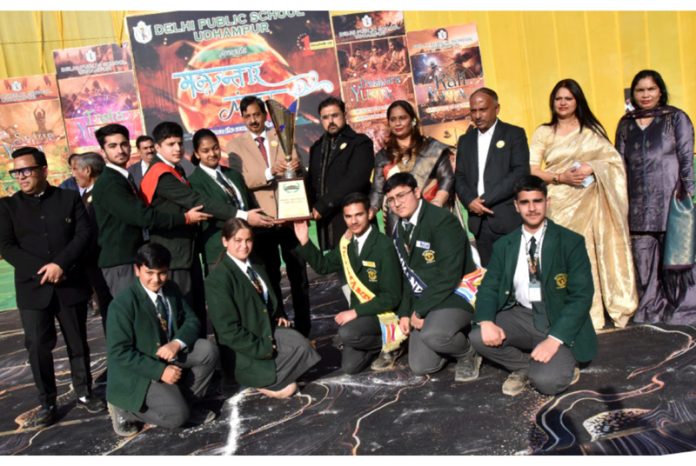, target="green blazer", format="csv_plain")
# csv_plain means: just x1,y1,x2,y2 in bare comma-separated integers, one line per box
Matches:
106,280,201,413
188,166,253,266
92,166,185,268
297,227,402,316
205,255,282,388
146,158,238,269
474,219,597,362
395,201,476,318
